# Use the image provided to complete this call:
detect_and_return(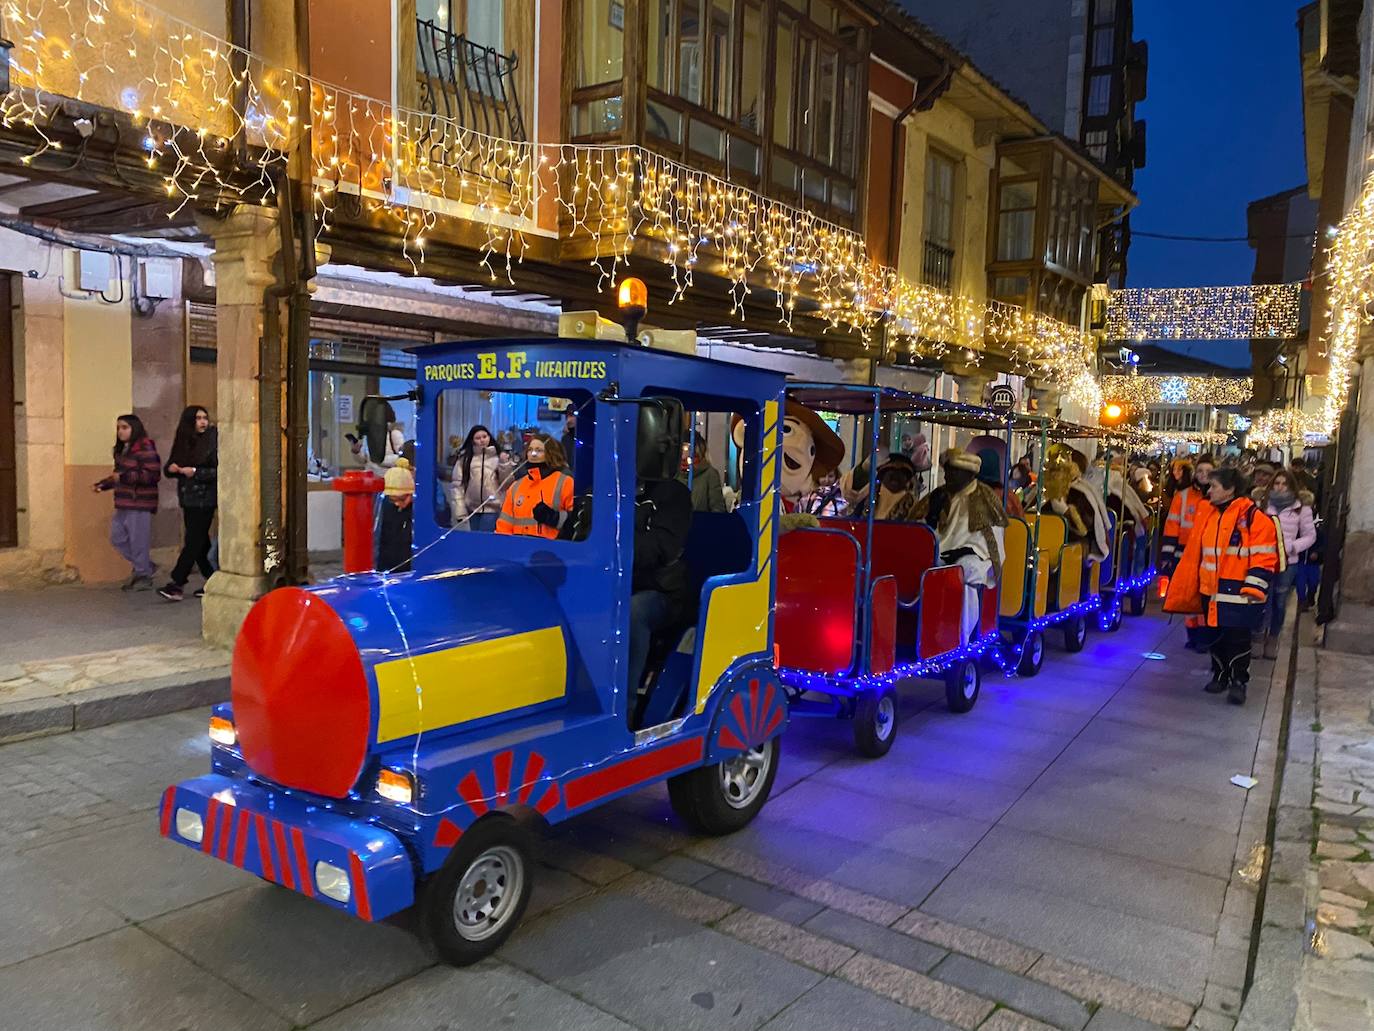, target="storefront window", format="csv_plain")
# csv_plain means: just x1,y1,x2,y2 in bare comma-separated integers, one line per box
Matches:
774,19,795,147
738,5,763,133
